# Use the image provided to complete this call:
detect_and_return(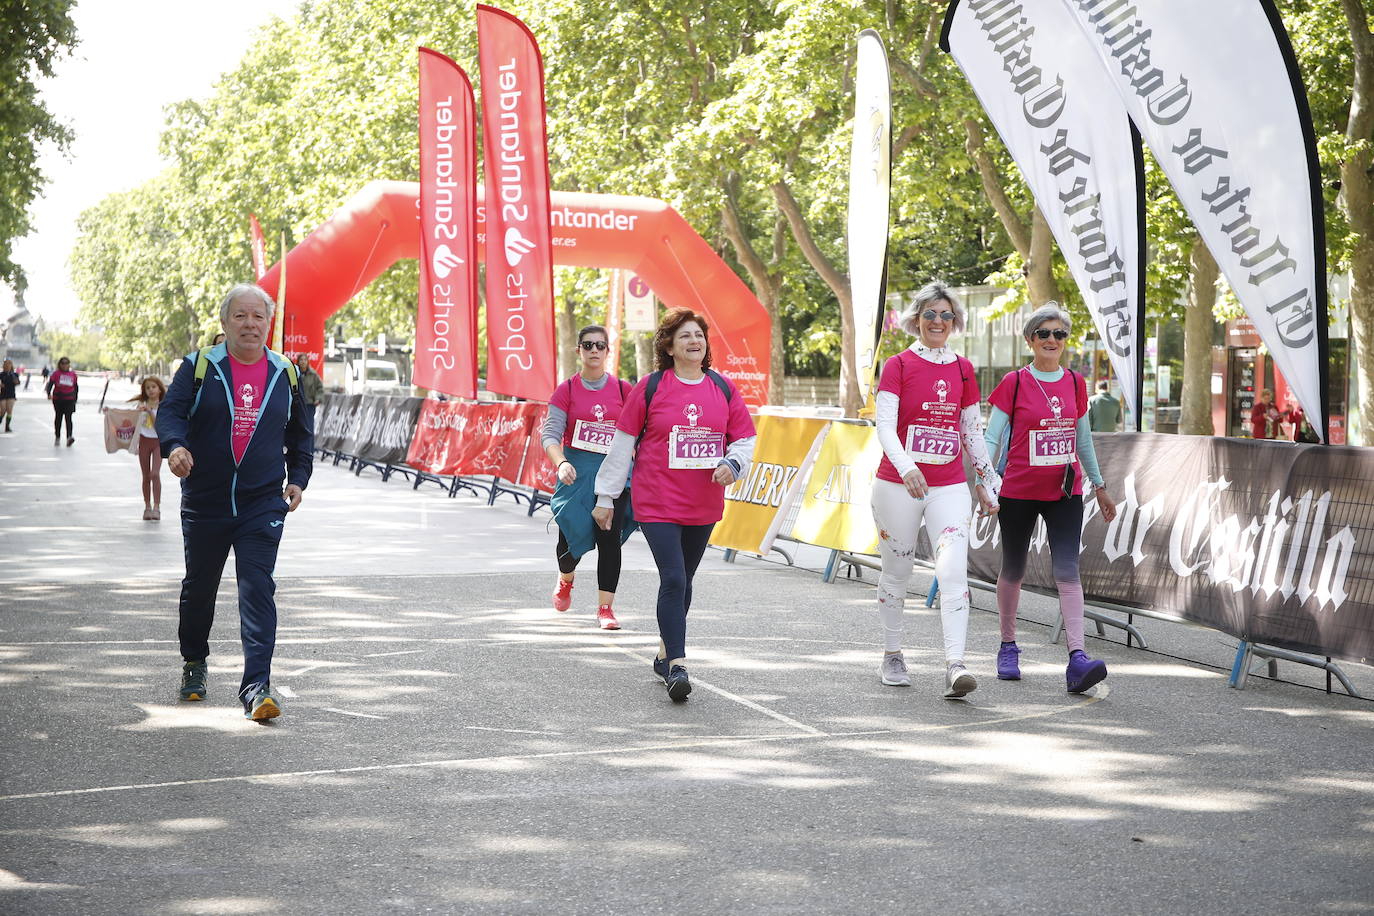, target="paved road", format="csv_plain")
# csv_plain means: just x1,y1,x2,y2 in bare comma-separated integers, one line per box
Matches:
1,387,1372,914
